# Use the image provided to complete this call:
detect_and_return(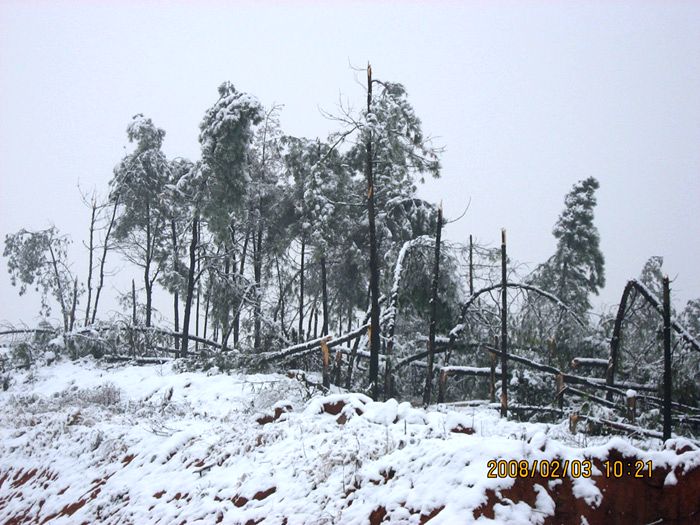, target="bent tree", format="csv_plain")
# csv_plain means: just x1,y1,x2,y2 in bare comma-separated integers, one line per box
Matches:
4,227,80,332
